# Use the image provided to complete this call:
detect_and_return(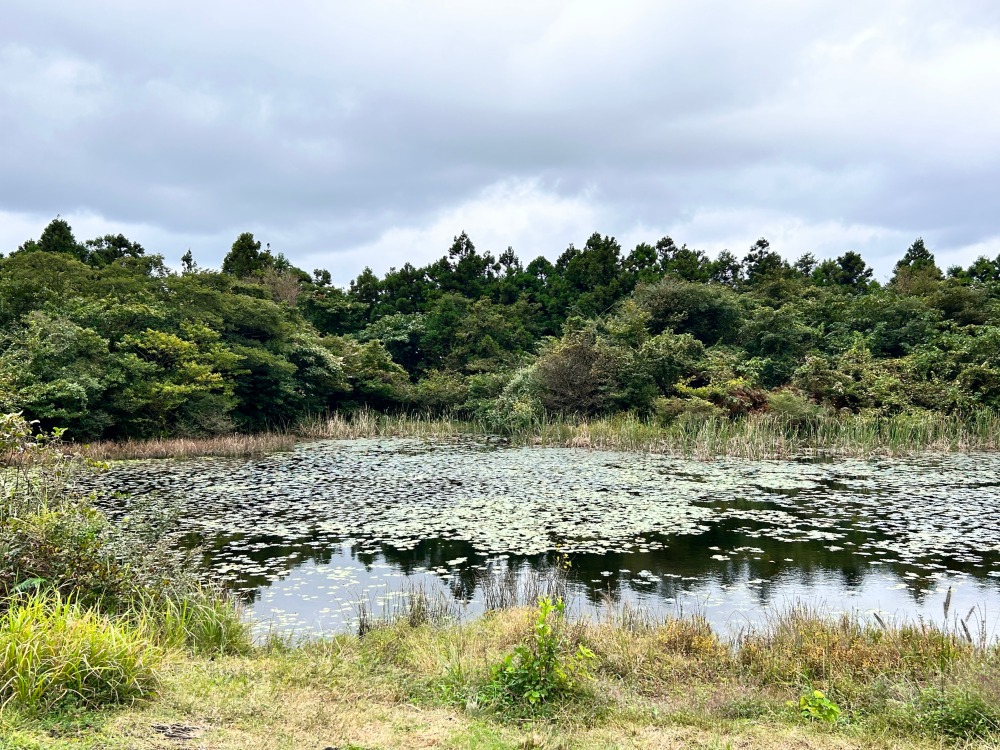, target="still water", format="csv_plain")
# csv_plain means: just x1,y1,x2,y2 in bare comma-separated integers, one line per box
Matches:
88,437,1000,636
